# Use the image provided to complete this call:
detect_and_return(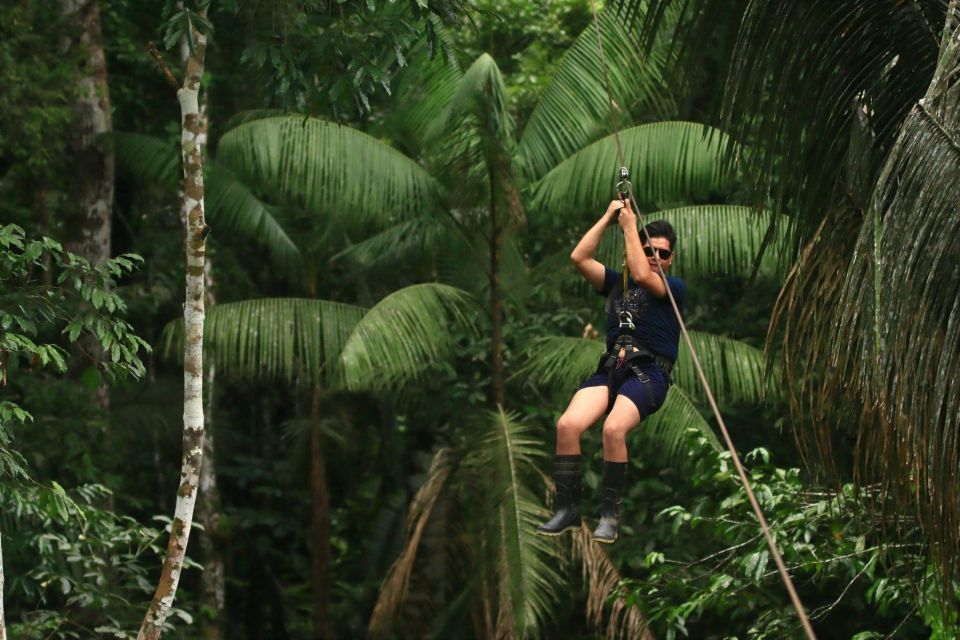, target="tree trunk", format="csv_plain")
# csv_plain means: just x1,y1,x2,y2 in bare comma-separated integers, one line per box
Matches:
488,169,505,408
197,358,225,640
61,0,113,409
310,386,333,640
179,37,225,640
0,531,6,640
62,0,113,266
138,14,210,640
